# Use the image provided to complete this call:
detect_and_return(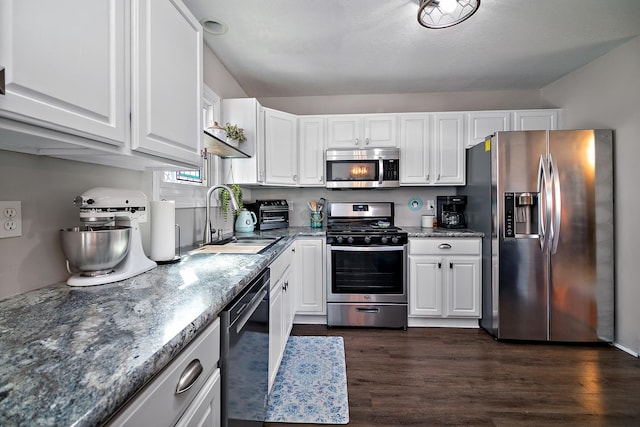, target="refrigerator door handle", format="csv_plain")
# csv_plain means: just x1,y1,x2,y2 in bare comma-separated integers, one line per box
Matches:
537,154,552,252
549,154,562,255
